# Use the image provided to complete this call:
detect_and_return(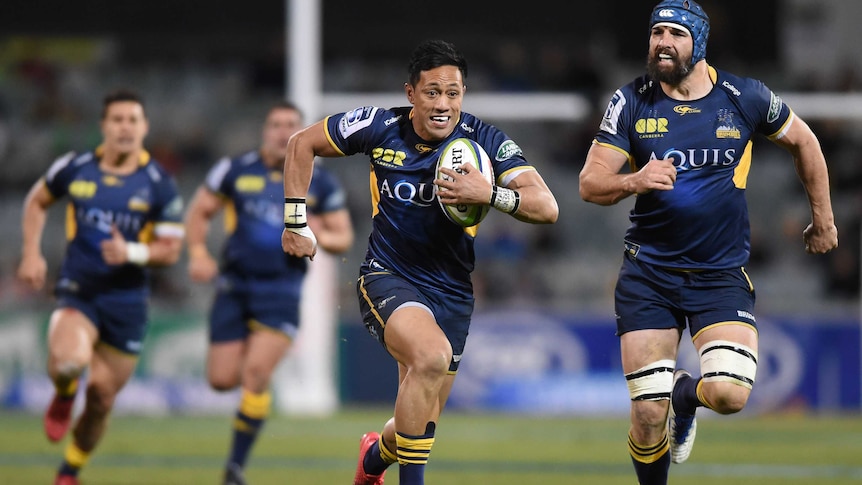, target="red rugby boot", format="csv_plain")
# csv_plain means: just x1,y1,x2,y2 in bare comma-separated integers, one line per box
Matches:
44,394,74,442
353,432,386,485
